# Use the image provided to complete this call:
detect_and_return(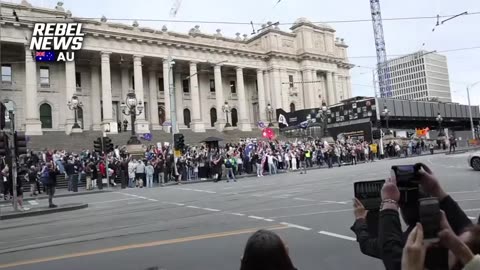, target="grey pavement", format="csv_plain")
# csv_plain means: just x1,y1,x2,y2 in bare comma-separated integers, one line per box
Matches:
0,152,479,270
